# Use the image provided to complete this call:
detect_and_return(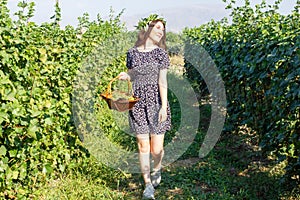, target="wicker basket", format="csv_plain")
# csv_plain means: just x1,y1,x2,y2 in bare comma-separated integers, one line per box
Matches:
100,75,139,112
